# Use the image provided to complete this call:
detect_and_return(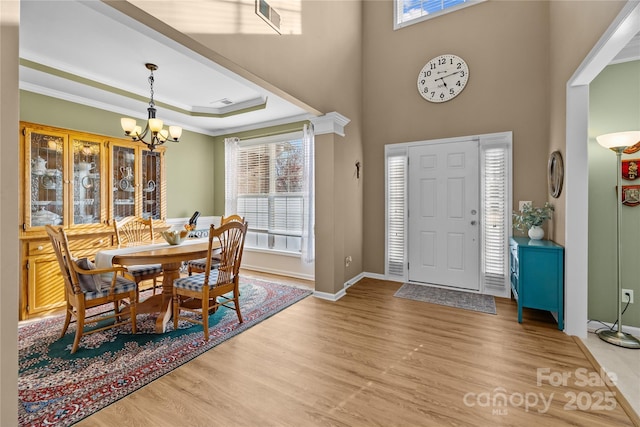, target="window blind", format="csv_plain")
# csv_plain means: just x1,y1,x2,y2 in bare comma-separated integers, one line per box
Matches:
481,146,508,291
234,136,305,253
386,154,407,277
